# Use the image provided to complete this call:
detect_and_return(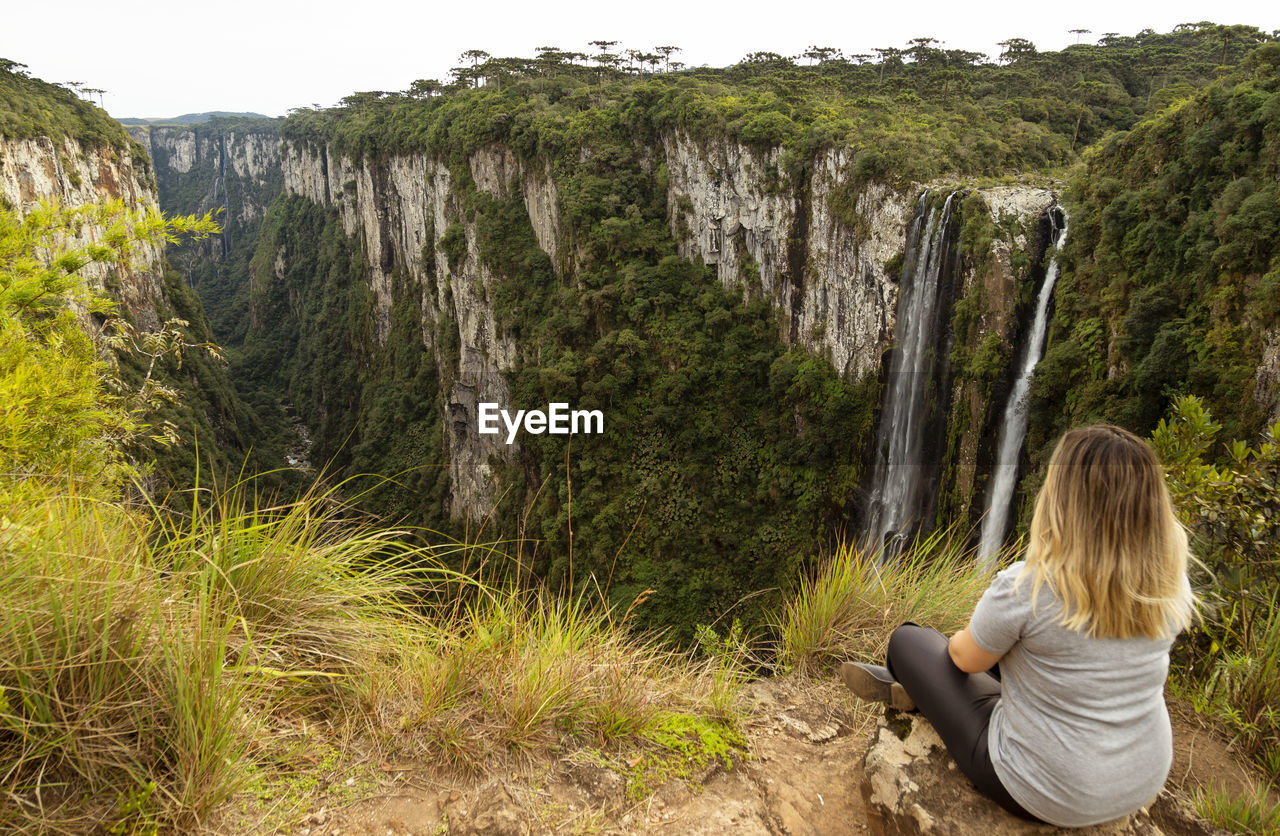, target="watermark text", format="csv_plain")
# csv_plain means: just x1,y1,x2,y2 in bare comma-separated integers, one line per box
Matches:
478,402,604,444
